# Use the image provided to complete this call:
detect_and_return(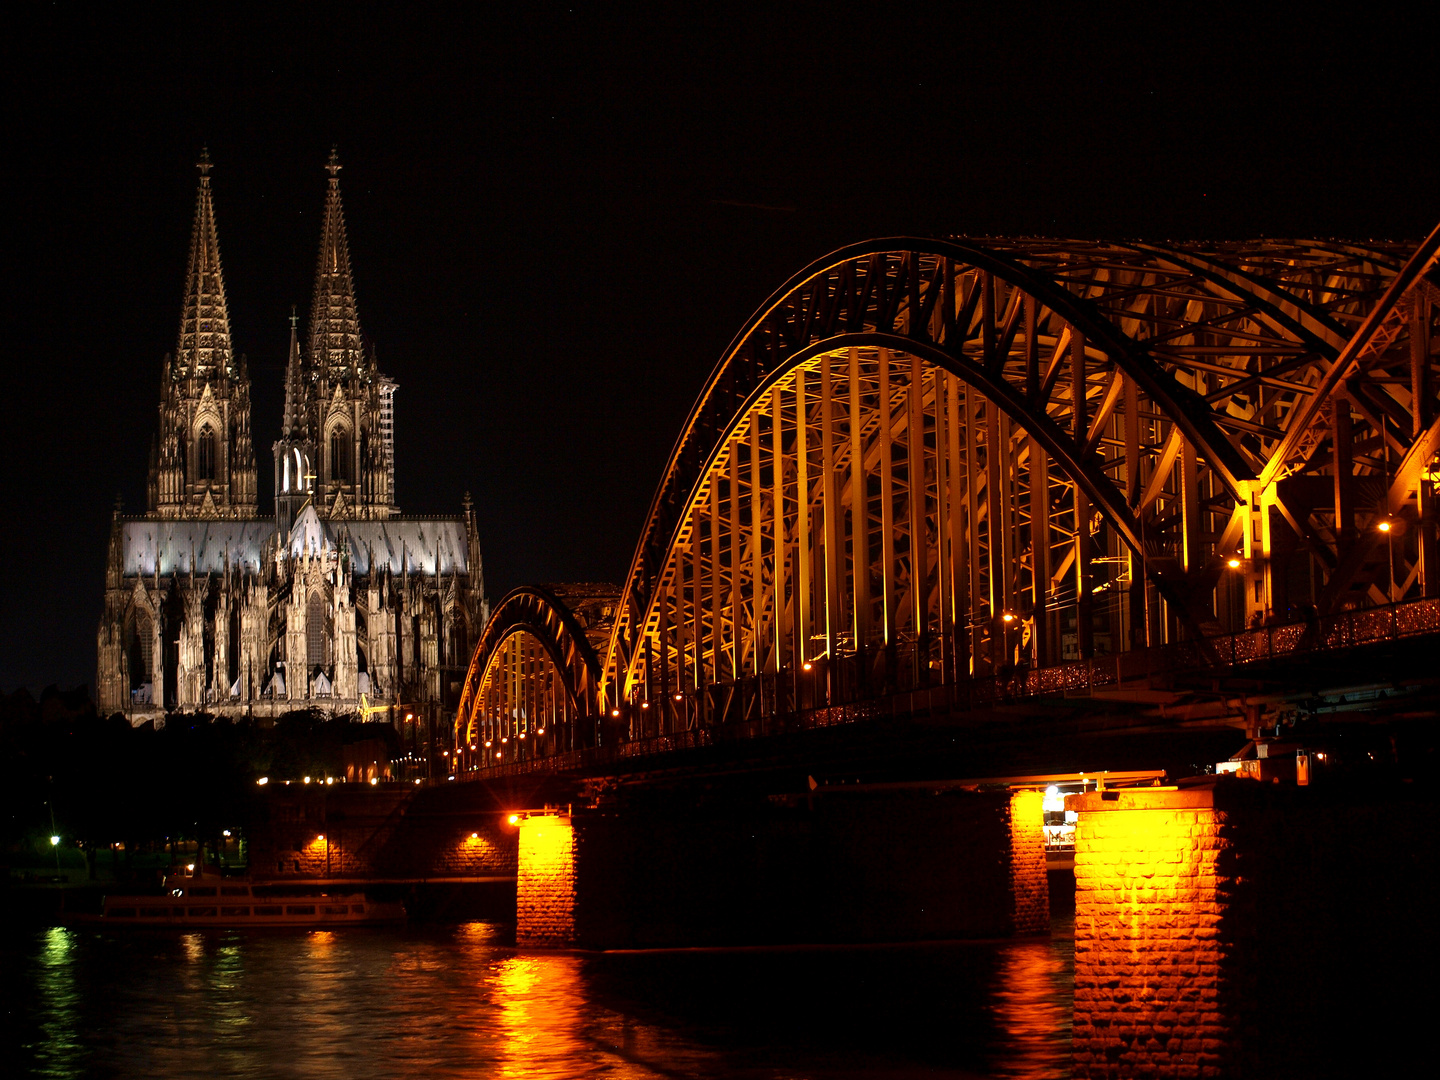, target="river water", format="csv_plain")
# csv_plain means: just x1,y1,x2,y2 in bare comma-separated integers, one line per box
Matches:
1,917,1073,1079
